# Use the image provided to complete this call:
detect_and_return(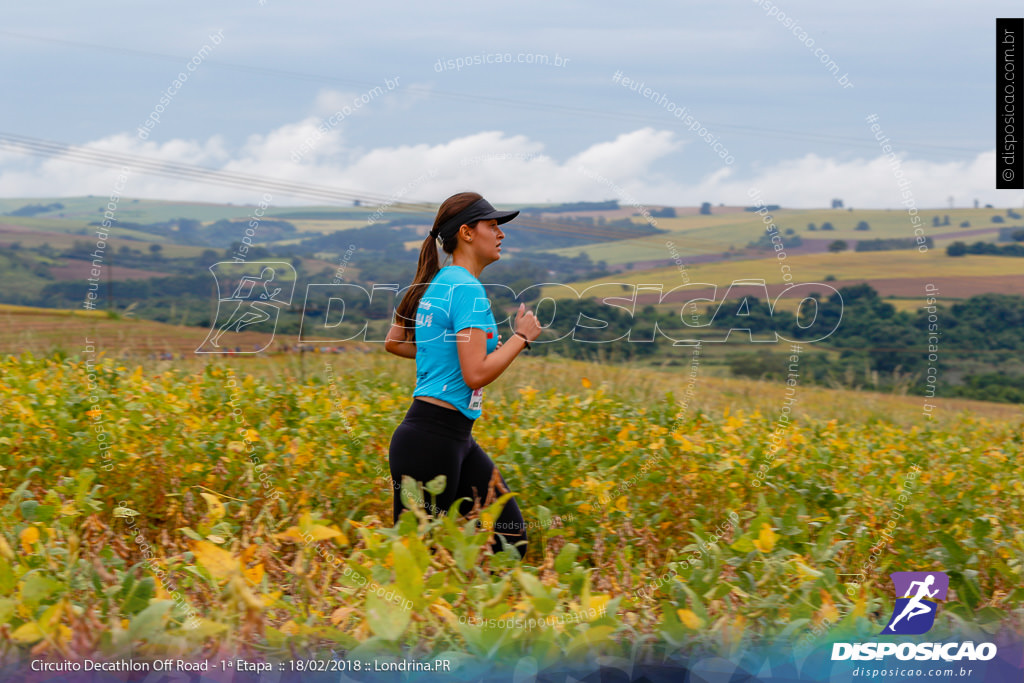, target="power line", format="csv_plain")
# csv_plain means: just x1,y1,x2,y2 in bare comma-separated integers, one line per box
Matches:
14,129,978,261
2,131,719,247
